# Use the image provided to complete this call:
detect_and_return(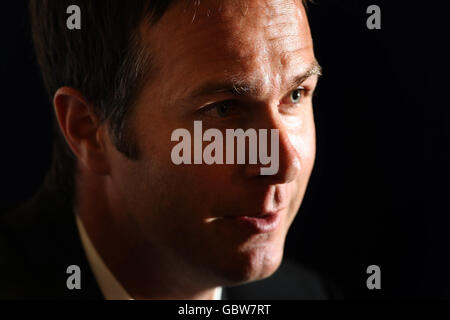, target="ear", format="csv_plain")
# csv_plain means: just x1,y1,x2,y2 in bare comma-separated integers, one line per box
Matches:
53,87,111,175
